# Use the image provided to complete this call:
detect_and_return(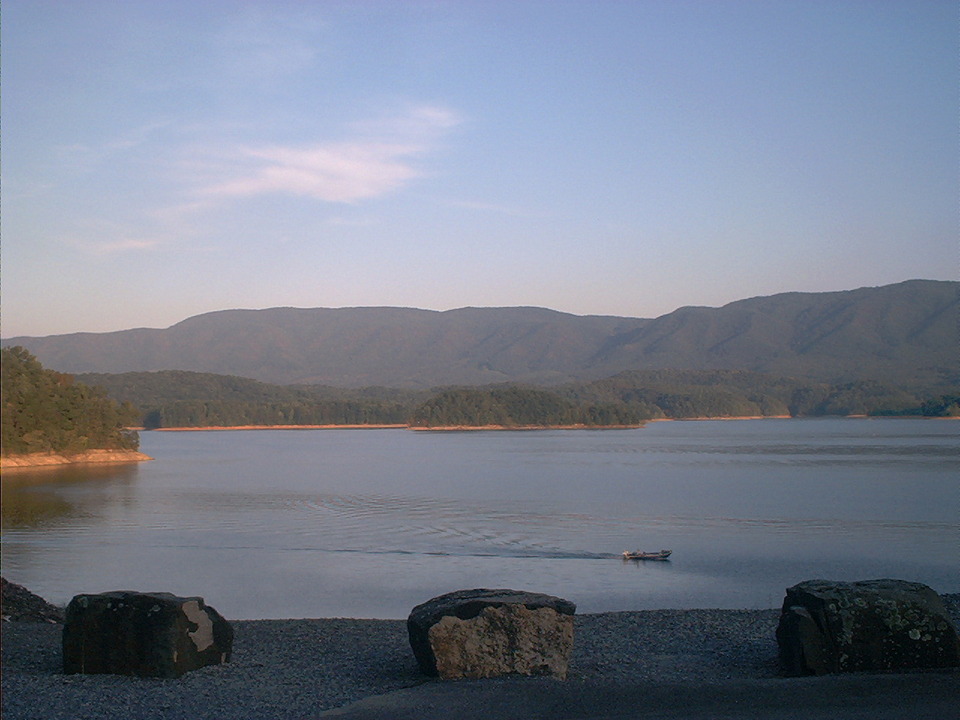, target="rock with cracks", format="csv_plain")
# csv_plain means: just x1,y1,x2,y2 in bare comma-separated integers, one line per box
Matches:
63,590,233,678
407,588,576,679
776,579,960,675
